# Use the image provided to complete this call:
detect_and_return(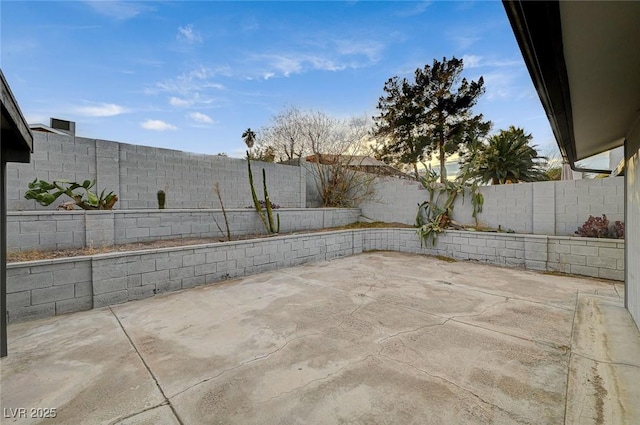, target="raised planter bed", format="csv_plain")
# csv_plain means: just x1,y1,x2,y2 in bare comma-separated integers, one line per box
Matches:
7,208,361,252
6,229,624,323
